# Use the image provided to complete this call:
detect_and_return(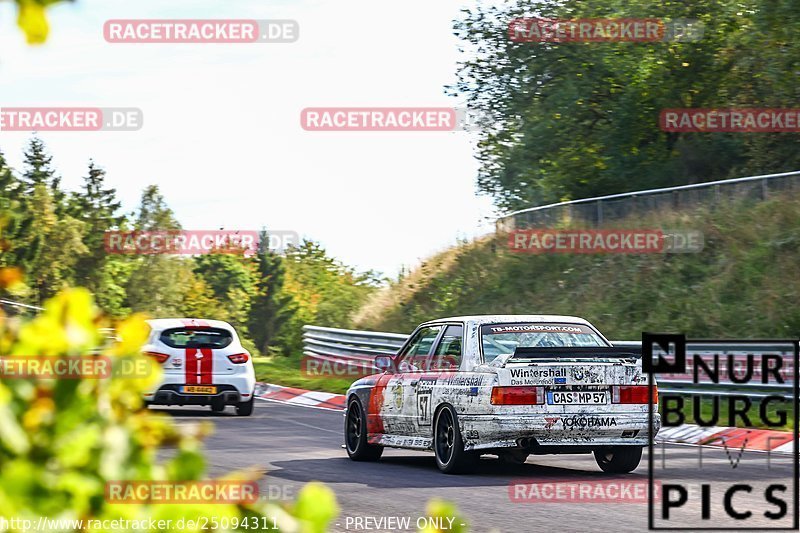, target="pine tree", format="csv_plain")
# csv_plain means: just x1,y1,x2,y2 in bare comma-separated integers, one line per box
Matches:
21,137,54,190
247,229,297,354
0,150,23,269
135,185,181,230
21,137,65,214
0,146,42,278
0,149,19,197
69,160,125,289
24,184,87,303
